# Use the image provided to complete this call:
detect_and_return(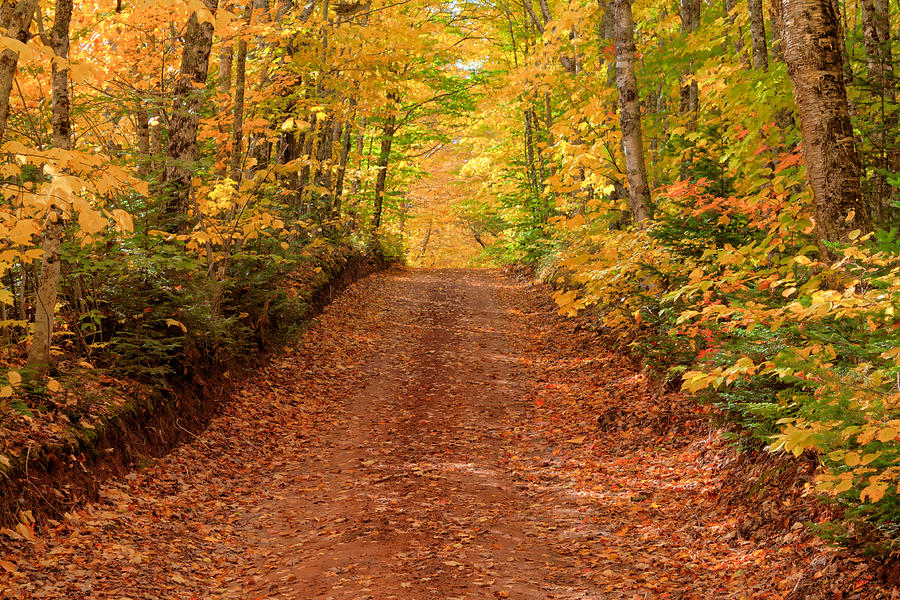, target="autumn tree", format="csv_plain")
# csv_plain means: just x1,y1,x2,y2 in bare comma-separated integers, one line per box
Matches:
780,0,870,245
27,0,72,372
613,0,650,222
164,0,218,223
